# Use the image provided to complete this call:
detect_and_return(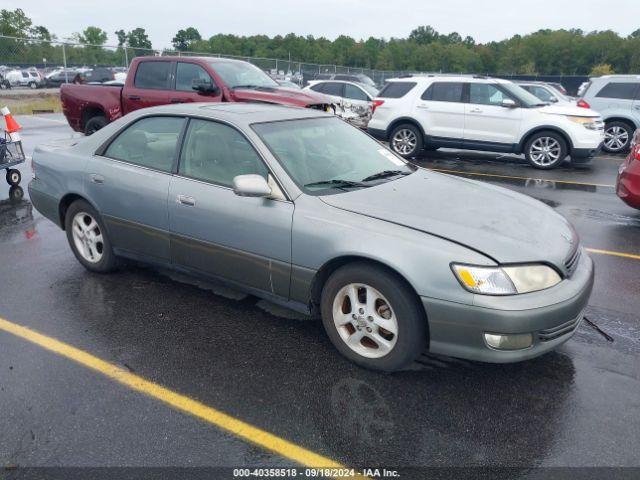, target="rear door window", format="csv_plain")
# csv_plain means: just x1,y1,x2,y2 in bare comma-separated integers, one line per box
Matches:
422,82,464,102
134,61,171,90
309,83,325,93
322,82,344,97
595,82,640,100
378,82,416,98
104,116,184,172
